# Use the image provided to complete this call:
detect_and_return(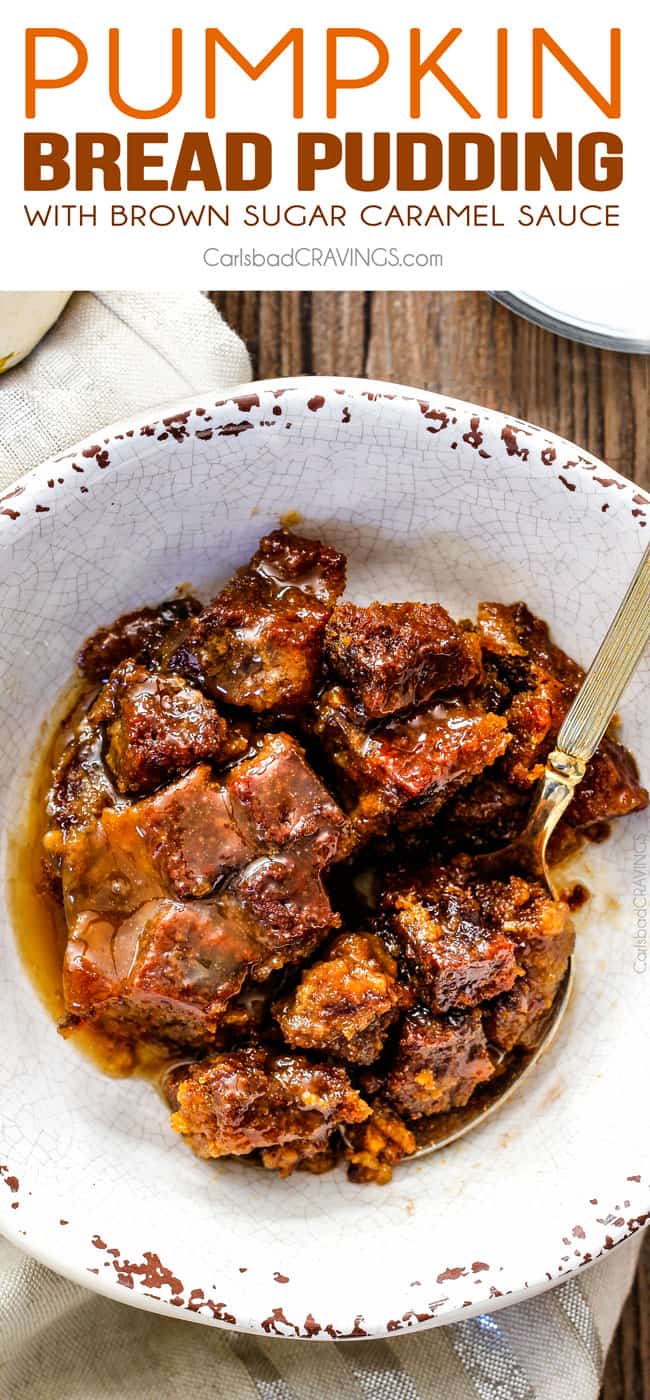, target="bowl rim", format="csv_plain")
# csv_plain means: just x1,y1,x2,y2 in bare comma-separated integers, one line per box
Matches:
1,373,649,524
1,374,648,1338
